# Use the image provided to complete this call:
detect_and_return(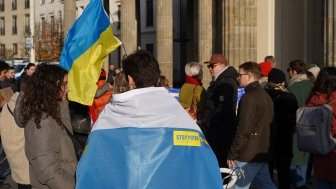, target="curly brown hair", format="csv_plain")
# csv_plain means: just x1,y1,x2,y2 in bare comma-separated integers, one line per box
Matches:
21,64,68,128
